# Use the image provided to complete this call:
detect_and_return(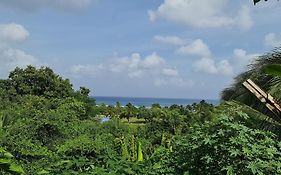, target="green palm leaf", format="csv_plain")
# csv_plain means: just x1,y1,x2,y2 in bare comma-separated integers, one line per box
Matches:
221,48,281,127
264,64,281,78
9,164,25,175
